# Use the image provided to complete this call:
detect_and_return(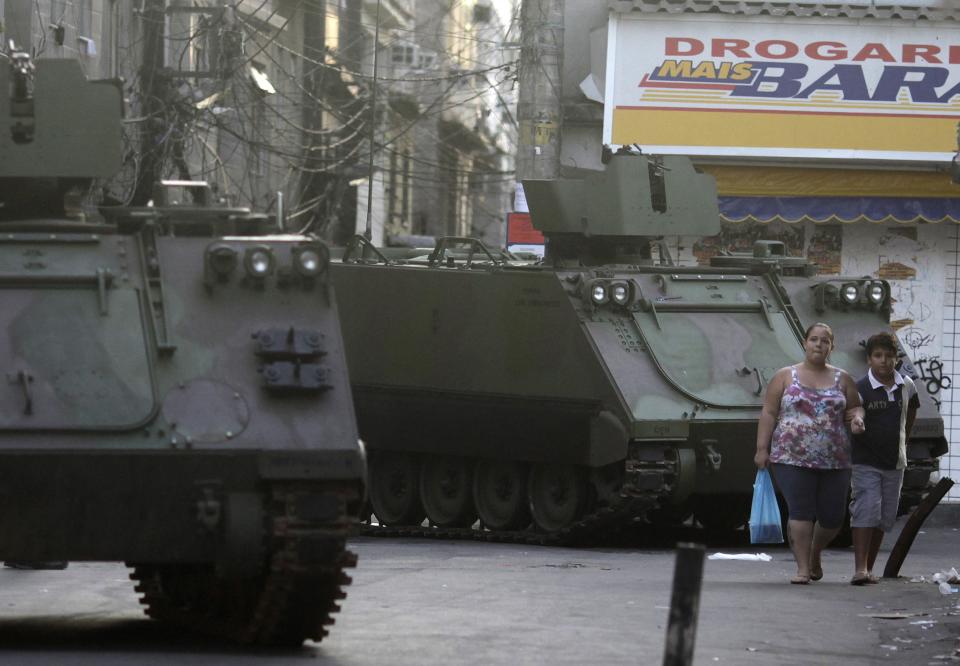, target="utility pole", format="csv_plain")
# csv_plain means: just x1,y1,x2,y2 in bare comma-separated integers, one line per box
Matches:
132,0,167,206
364,0,382,240
516,0,563,181
298,0,326,231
